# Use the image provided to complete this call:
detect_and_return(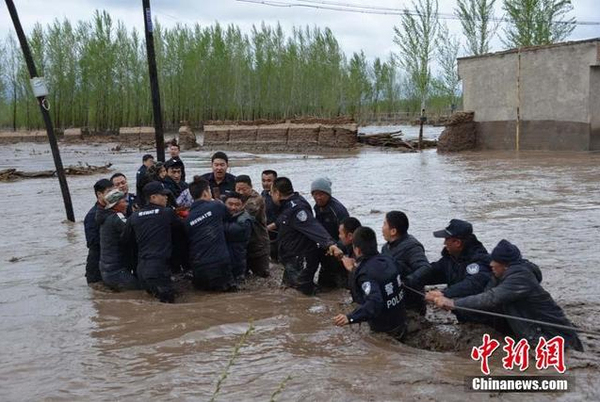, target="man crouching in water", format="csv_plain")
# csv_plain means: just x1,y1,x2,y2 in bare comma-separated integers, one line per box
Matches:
333,227,407,339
